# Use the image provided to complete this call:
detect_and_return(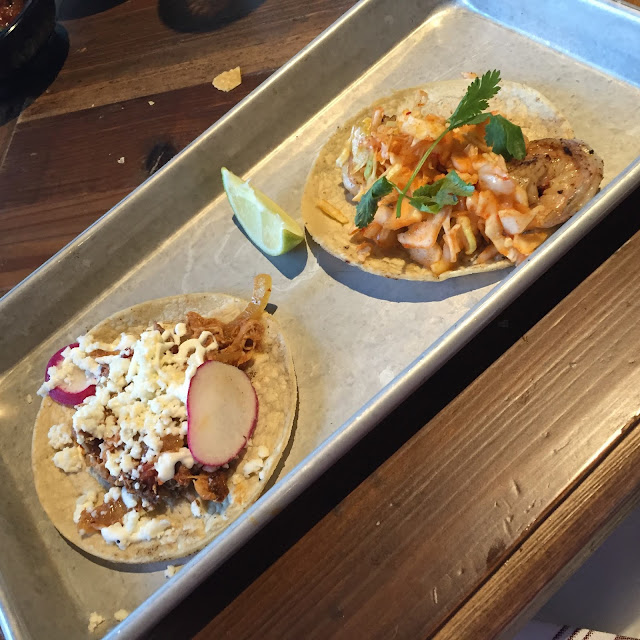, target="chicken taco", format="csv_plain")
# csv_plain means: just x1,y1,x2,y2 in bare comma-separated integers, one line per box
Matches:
302,71,603,280
33,275,297,563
